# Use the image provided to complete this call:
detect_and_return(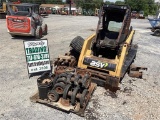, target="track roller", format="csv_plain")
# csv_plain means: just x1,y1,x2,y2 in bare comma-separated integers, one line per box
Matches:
71,86,80,106
52,75,59,85
63,84,72,99
53,83,65,95
80,89,88,108
48,90,59,102
81,74,91,89
66,74,74,84
78,74,91,89
56,78,67,84
73,74,81,86
58,73,68,78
